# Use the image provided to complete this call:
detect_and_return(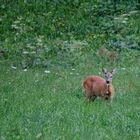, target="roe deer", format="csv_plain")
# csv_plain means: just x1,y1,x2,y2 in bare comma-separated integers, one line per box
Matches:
83,68,116,102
